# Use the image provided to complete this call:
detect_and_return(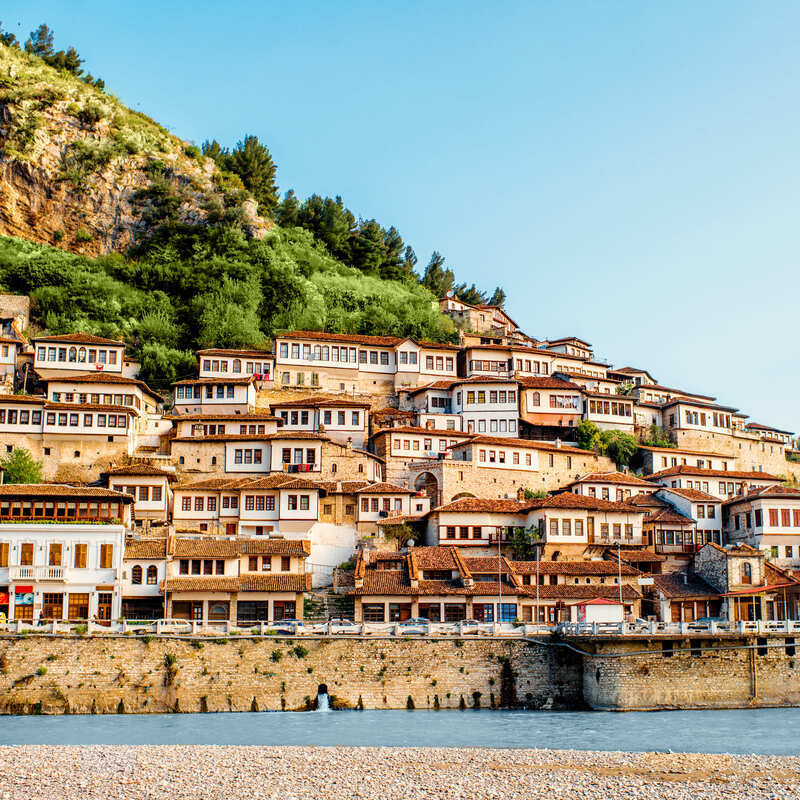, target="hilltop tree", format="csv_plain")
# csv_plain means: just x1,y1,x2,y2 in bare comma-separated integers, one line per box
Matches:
452,282,487,305
0,22,19,48
488,287,506,307
421,251,454,297
201,139,228,165
227,135,279,217
24,23,54,58
275,189,300,227
1,448,43,484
